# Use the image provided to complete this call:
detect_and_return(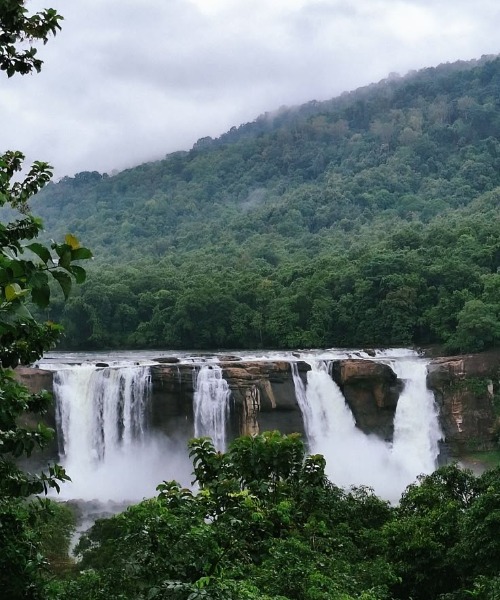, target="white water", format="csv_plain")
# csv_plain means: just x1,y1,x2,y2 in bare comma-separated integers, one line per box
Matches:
37,347,417,367
193,365,231,451
53,365,191,501
45,349,442,504
292,357,442,502
390,358,443,474
292,362,356,443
